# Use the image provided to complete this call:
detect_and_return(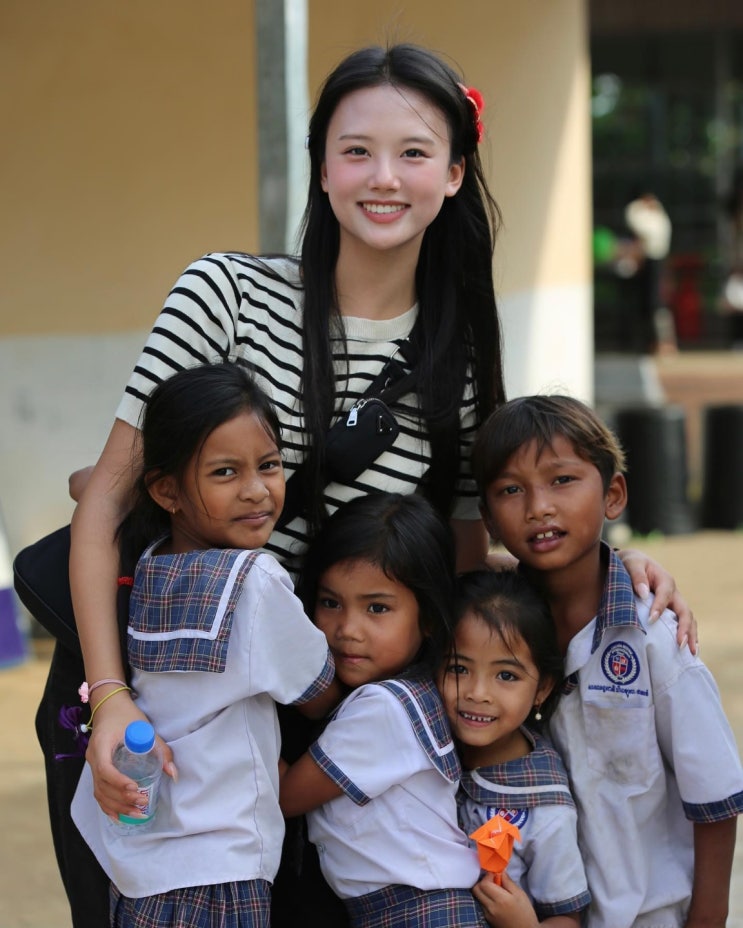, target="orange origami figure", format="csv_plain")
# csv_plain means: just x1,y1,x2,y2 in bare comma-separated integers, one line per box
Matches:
469,815,521,885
